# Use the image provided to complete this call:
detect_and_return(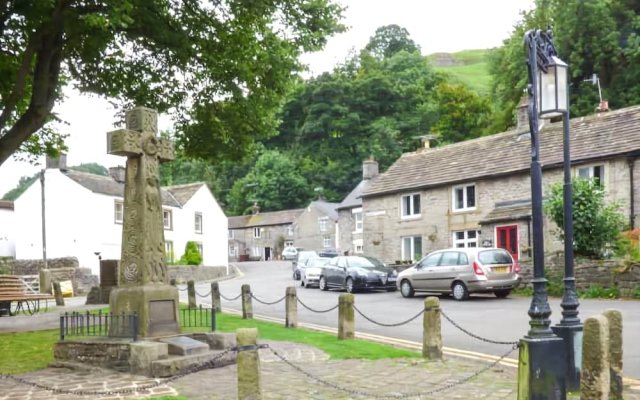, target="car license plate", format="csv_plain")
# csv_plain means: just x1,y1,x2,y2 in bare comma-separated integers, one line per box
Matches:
492,266,509,273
